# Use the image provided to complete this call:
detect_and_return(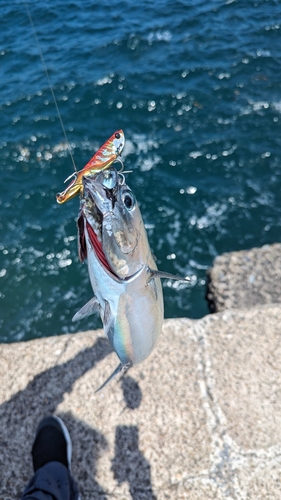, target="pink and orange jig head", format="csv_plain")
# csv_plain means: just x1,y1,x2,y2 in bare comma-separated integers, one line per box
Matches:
56,130,125,204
